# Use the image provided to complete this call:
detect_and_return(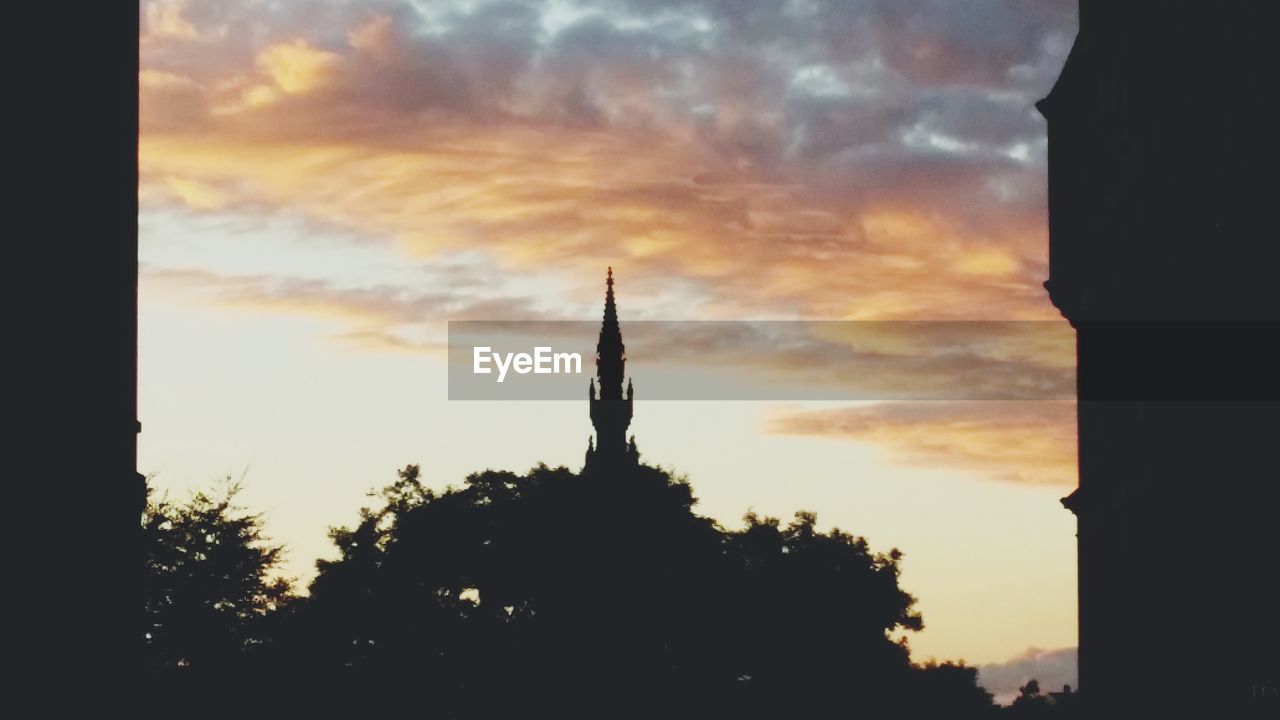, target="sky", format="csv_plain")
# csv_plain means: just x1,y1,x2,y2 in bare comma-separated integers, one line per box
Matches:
138,0,1080,701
